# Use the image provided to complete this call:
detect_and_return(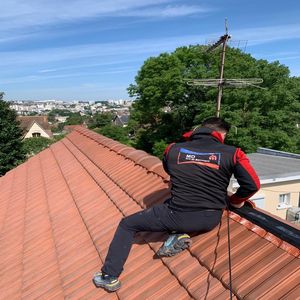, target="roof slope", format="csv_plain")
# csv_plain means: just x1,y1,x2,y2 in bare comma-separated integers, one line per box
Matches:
17,116,51,131
17,115,53,138
0,127,299,300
